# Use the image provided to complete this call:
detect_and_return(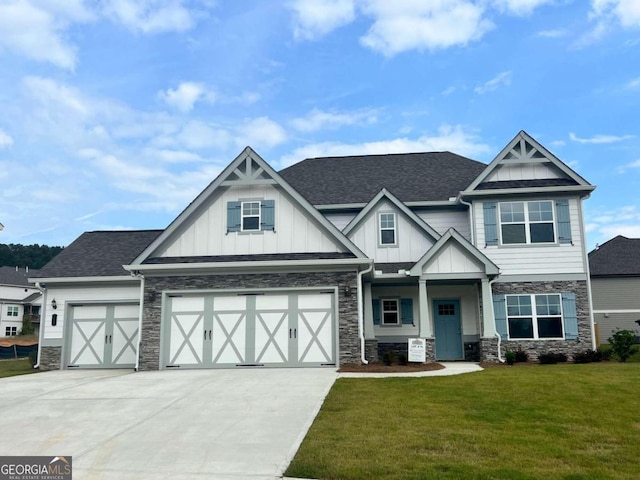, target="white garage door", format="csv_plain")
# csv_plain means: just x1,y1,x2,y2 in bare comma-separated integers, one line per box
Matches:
164,291,336,369
66,304,139,369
